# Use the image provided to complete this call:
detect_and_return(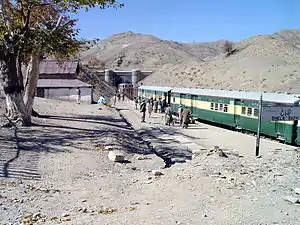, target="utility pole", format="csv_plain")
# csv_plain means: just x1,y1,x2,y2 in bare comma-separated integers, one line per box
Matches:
256,93,263,156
